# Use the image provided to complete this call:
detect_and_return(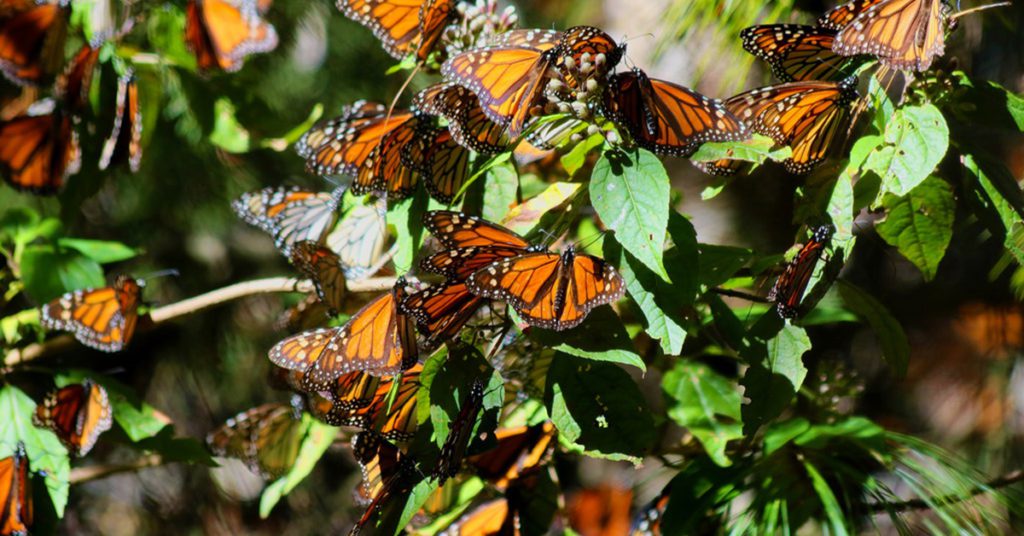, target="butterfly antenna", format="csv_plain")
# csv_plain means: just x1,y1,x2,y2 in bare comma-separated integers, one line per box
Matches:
141,268,180,281
952,1,1010,19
